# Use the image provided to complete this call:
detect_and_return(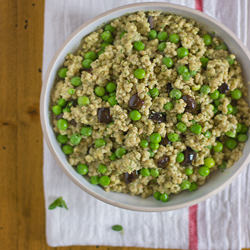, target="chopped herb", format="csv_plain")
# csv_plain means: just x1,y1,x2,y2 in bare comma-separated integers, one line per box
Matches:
112,224,123,231
48,197,68,210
